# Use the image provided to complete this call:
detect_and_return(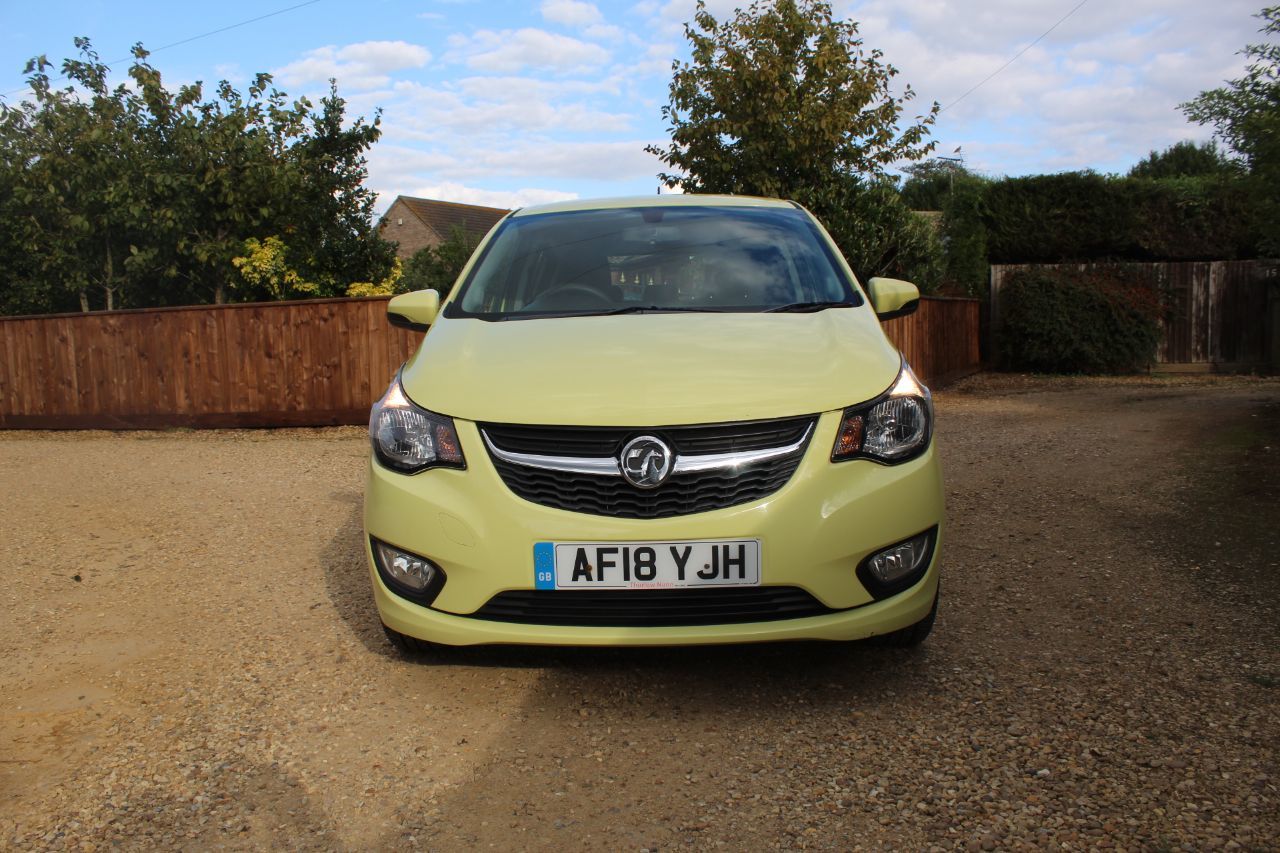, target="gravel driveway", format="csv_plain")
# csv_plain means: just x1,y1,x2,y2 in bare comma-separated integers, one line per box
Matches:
2,375,1277,851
